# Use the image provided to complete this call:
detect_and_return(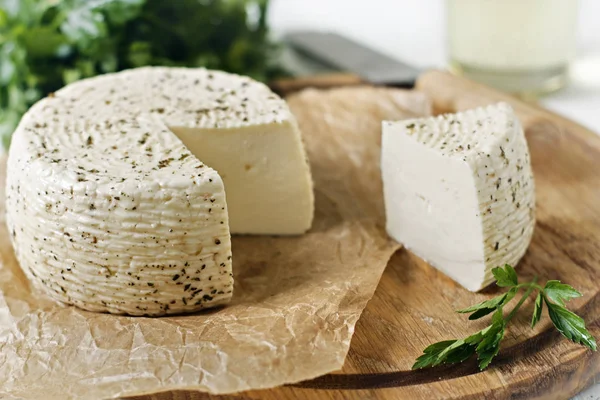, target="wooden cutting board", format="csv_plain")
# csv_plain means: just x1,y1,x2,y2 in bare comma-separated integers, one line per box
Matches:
132,71,600,400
